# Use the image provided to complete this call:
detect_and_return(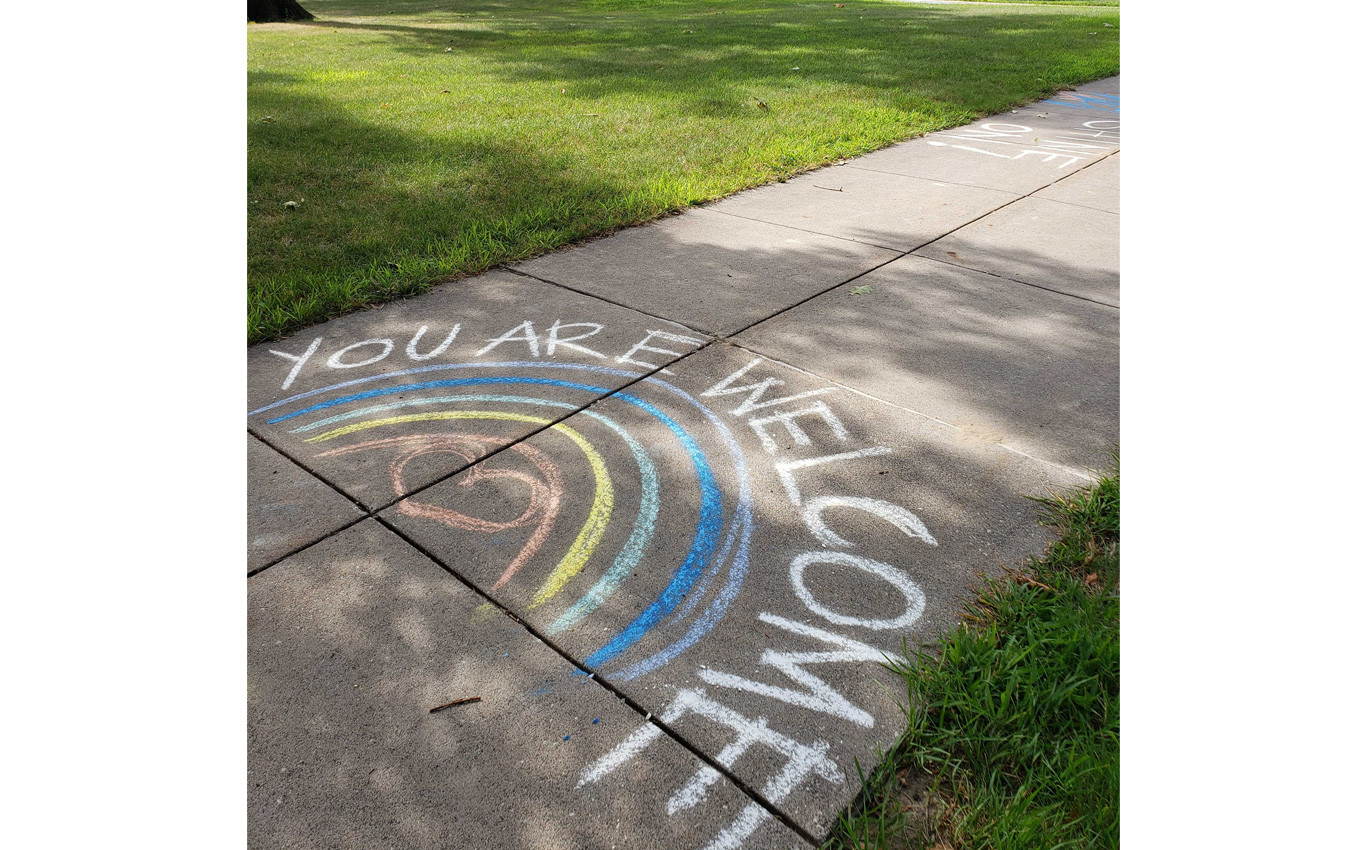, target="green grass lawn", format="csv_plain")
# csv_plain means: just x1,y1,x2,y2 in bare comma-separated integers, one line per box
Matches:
248,0,1120,343
826,462,1119,849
